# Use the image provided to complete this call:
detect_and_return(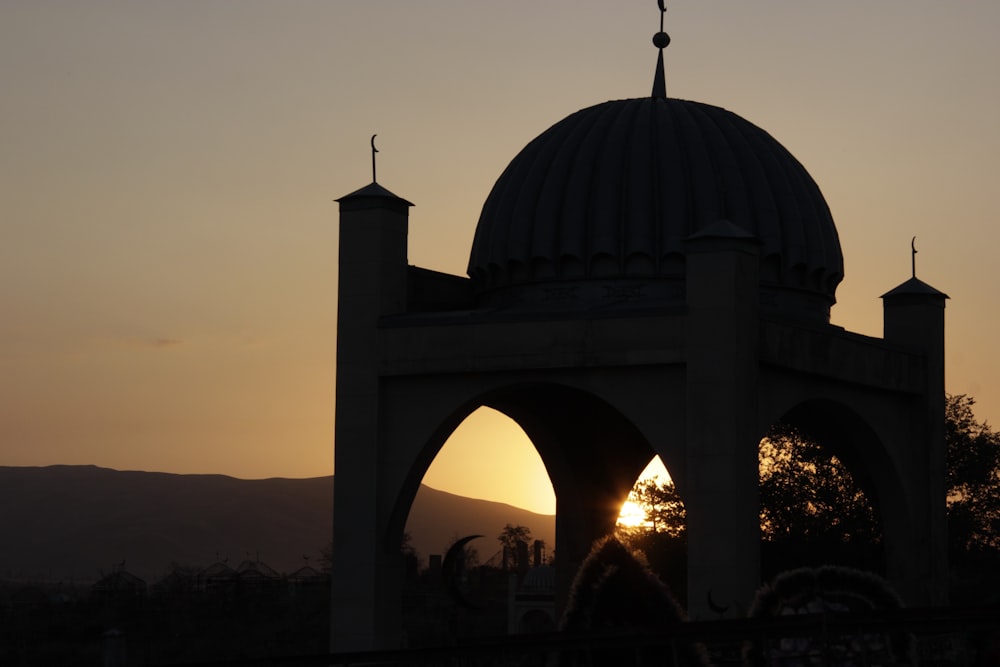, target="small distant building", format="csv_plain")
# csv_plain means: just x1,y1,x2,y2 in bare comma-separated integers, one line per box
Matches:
198,561,238,594
287,564,326,584
152,566,199,597
287,564,328,597
92,569,146,601
7,585,50,613
235,559,279,585
508,565,556,634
